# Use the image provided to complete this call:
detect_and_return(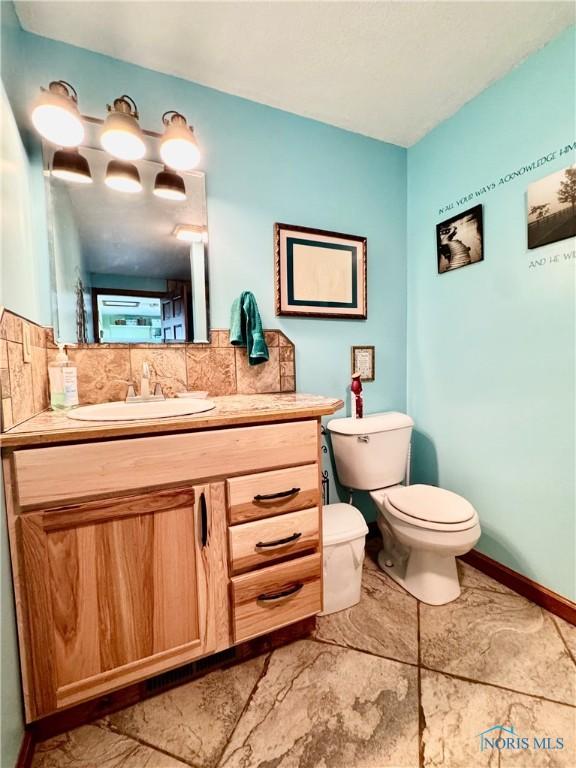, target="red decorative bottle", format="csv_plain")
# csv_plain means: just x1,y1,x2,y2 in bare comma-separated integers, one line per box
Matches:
351,372,363,419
